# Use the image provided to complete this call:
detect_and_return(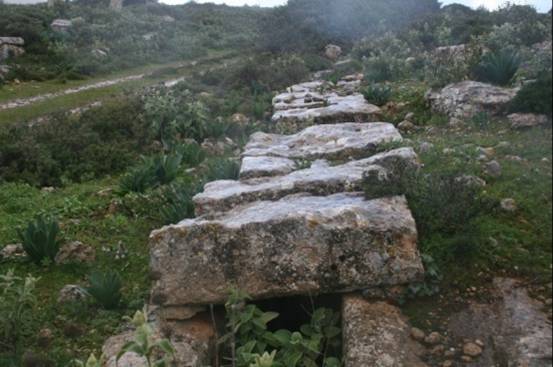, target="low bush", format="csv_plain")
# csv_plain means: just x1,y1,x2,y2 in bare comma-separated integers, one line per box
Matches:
18,215,62,265
510,72,553,117
160,182,201,224
361,84,392,106
203,158,240,182
119,162,157,195
0,270,38,357
223,290,342,367
473,49,521,86
84,270,122,310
